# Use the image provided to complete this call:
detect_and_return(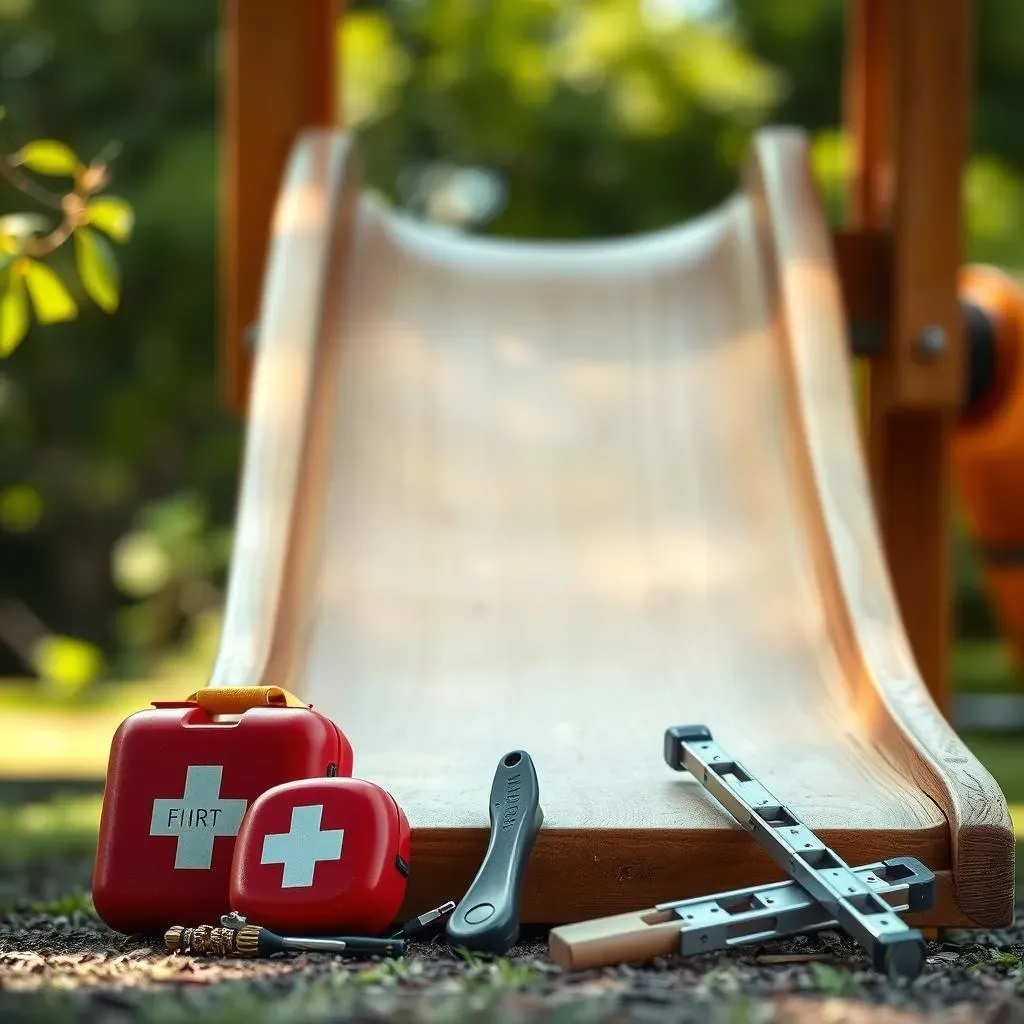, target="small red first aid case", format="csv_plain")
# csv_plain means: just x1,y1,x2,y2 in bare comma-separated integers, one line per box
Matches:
230,777,411,936
92,686,353,935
